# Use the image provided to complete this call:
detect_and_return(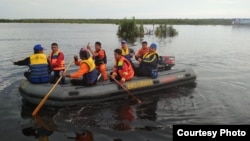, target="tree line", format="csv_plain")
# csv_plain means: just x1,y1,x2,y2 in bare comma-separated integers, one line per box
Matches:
0,18,232,25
